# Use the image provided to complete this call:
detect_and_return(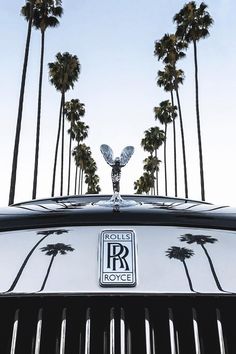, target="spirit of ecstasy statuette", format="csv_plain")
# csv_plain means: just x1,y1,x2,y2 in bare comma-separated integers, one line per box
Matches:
98,144,137,207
